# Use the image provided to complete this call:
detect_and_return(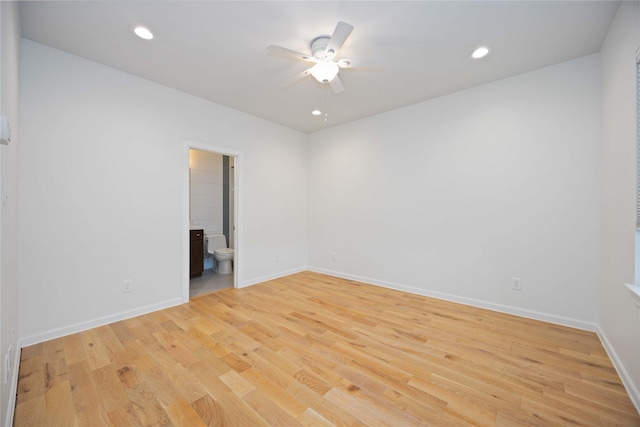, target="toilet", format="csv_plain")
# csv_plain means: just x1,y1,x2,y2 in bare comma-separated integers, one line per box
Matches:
206,234,234,275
